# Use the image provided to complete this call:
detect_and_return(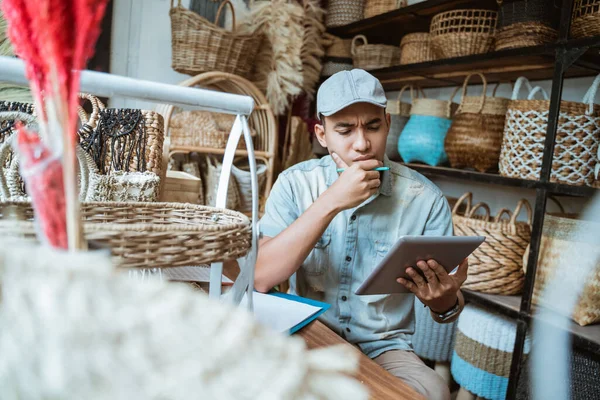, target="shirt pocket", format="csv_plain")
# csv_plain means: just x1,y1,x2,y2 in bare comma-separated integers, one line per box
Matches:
374,240,391,260
303,232,332,276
